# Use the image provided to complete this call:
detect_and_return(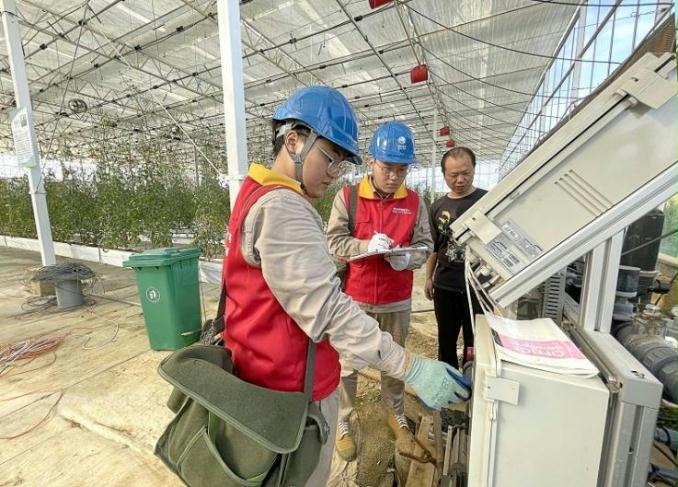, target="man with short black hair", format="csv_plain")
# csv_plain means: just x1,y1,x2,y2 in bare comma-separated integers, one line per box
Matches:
327,121,433,461
425,147,487,369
